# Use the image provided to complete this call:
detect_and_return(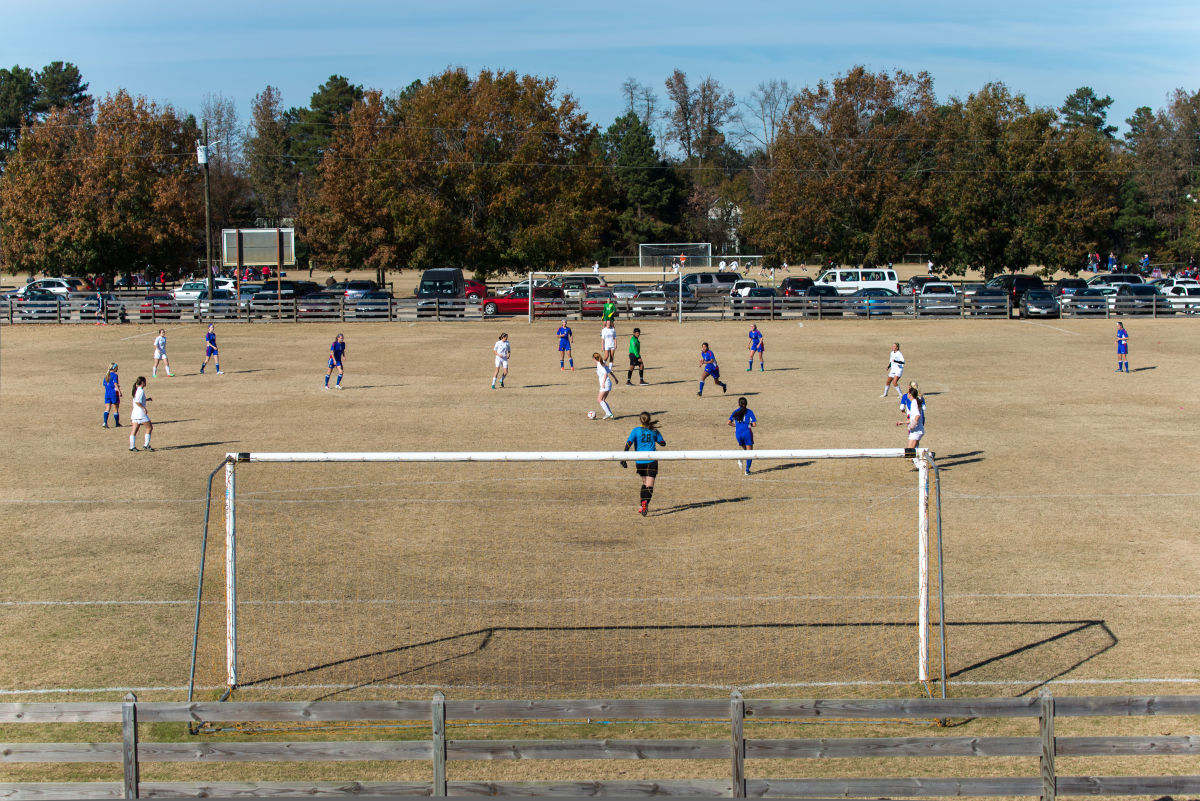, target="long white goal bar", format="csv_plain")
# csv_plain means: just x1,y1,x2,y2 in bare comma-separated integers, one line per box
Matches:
230,448,927,463
219,448,941,693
